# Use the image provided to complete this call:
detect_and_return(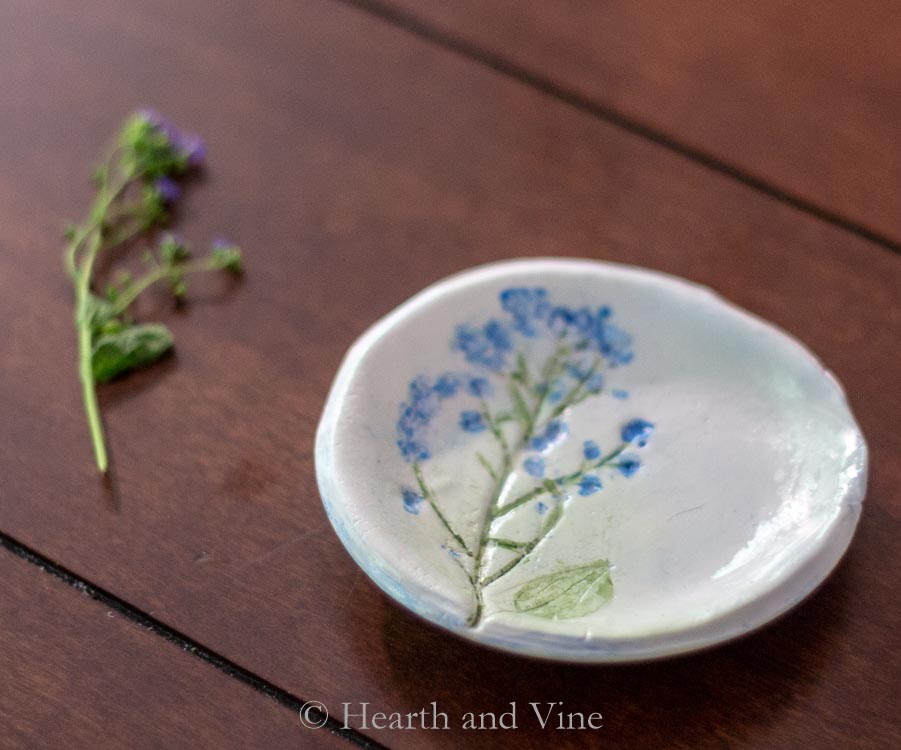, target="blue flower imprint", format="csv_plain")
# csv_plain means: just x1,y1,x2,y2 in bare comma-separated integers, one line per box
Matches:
395,287,654,626
523,456,545,478
621,418,655,447
459,411,487,433
583,440,601,461
578,475,603,496
401,488,424,515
